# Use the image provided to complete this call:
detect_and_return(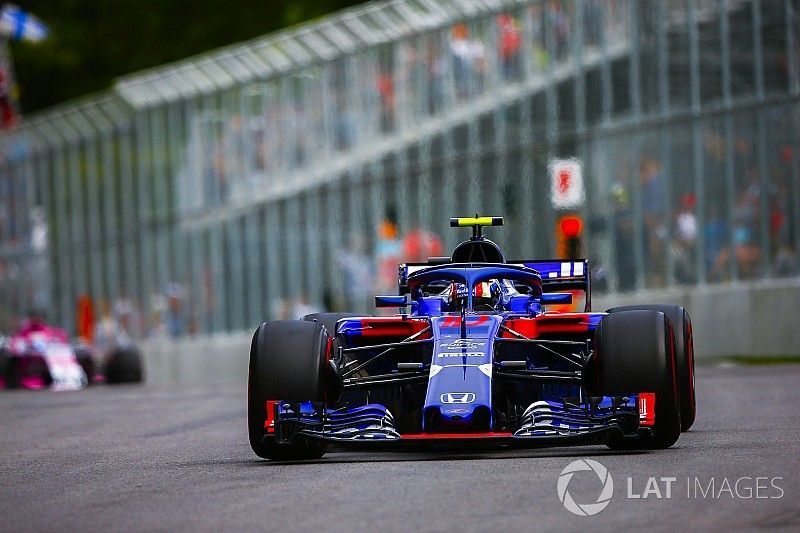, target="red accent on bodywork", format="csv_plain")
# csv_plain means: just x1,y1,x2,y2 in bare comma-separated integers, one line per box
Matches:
442,315,489,328
638,393,656,427
501,313,591,338
401,432,513,440
686,318,695,408
357,318,430,338
323,335,333,402
264,400,278,433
